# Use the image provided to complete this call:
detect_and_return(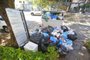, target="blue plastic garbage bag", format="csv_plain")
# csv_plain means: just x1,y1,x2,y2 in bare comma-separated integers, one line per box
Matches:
64,39,73,51
58,38,73,46
57,38,73,51
61,31,68,40
50,14,54,19
53,15,58,19
51,14,58,20
66,39,73,46
58,39,63,45
42,32,49,37
57,39,63,48
57,38,66,47
57,39,68,53
50,36,58,43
